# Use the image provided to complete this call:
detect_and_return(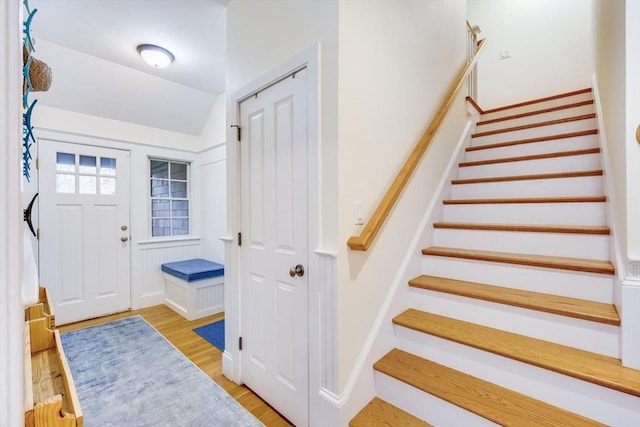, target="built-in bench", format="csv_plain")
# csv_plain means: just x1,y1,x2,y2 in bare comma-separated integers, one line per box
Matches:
161,259,224,320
